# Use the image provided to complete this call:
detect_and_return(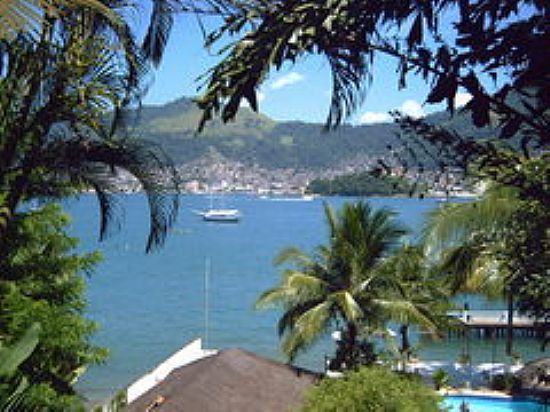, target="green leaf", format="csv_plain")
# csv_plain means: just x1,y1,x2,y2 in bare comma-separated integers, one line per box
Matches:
332,291,363,321
0,323,41,377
